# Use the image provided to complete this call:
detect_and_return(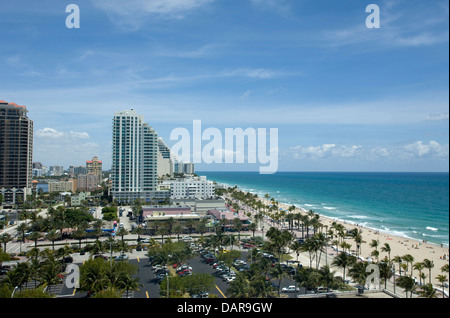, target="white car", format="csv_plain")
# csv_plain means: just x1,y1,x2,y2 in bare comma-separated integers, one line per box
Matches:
282,286,300,293
182,236,193,242
224,276,235,283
